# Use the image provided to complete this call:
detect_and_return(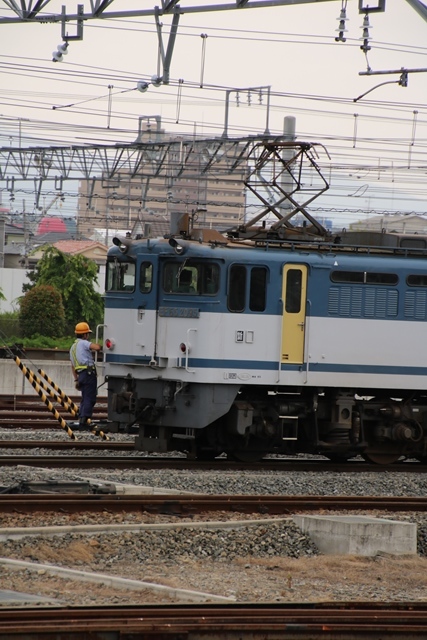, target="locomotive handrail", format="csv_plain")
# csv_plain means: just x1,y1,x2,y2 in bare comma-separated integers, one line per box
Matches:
185,328,197,373
277,297,284,384
95,324,107,364
304,299,311,385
